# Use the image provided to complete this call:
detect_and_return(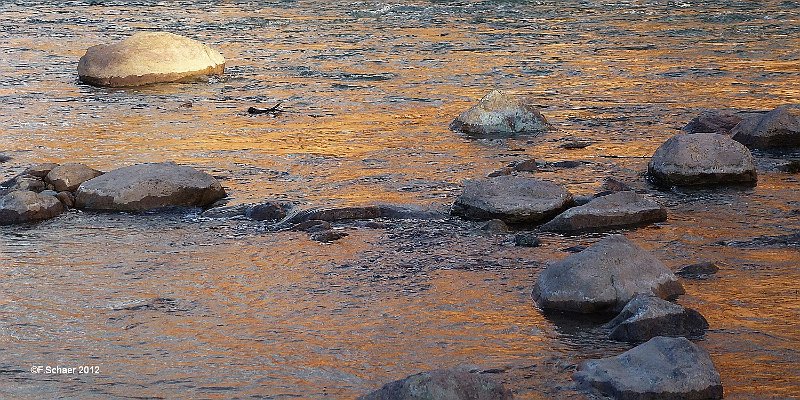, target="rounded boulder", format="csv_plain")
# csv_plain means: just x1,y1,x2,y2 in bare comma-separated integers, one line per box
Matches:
648,133,756,186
